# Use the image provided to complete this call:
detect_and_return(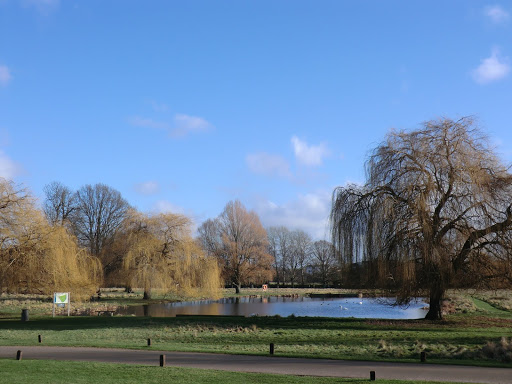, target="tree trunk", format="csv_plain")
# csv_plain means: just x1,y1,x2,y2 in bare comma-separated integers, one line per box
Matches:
143,288,152,300
424,286,443,320
235,284,241,294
